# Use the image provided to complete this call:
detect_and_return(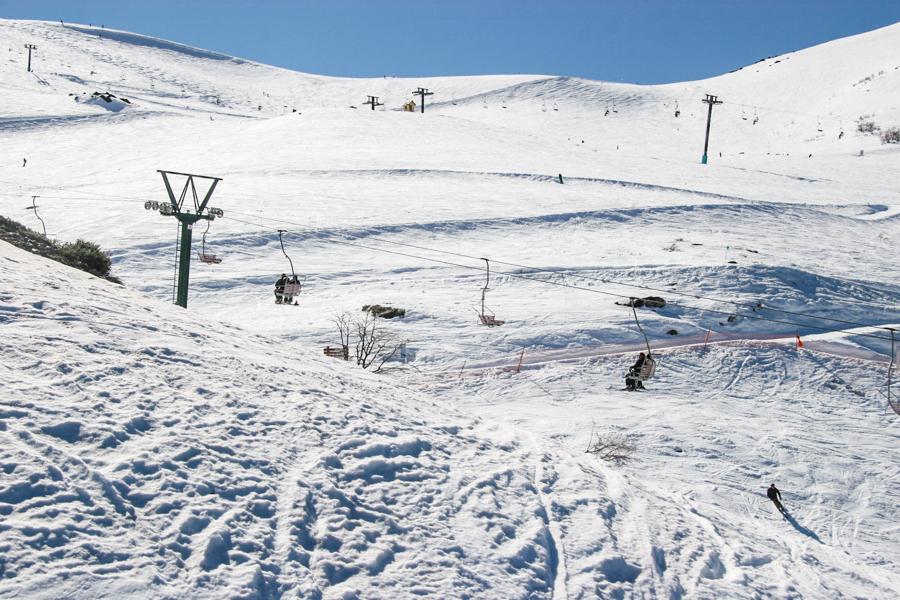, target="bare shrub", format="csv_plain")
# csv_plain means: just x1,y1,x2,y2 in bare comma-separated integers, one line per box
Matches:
332,312,352,355
880,127,900,144
585,429,637,464
857,119,879,134
333,311,404,372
